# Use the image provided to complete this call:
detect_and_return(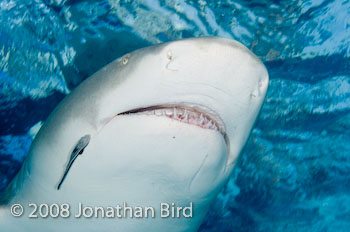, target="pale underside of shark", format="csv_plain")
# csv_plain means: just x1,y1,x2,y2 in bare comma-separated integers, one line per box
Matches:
0,37,268,232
